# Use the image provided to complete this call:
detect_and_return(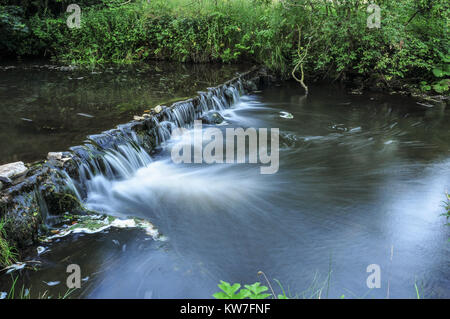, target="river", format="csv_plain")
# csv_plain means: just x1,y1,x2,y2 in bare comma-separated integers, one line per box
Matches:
0,64,449,299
